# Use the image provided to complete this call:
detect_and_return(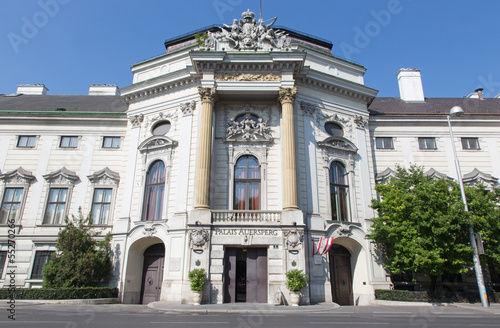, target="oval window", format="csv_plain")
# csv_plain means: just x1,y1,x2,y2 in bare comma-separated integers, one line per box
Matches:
152,121,171,136
325,122,343,137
